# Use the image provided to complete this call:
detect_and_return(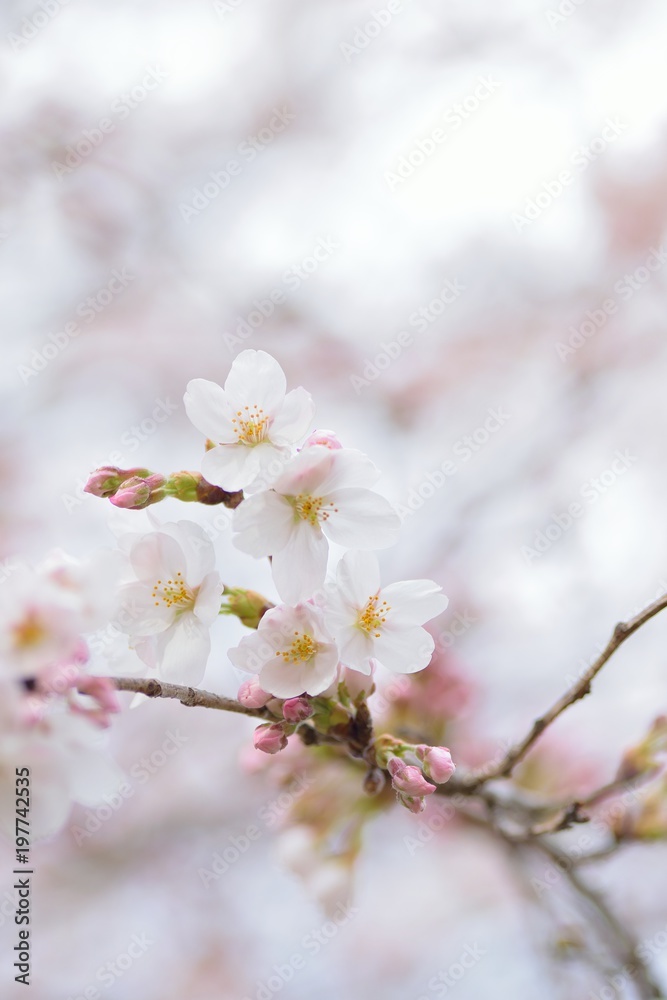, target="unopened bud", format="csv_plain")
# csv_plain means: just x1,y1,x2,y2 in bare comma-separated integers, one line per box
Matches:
283,697,314,723
397,791,426,814
388,758,436,796
253,722,288,755
110,474,167,510
363,767,386,796
84,466,151,498
238,676,272,709
223,587,273,629
415,745,456,784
